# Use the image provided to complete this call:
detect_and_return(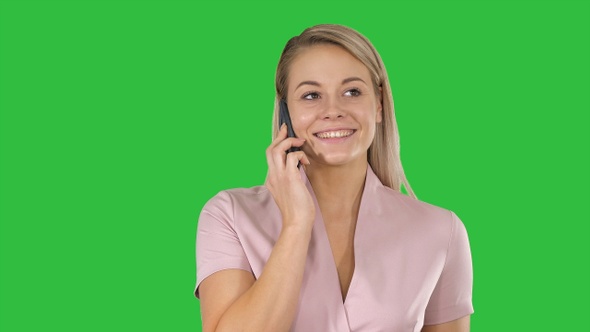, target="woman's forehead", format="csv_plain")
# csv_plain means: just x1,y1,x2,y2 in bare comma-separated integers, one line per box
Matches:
288,44,372,87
